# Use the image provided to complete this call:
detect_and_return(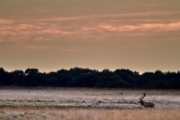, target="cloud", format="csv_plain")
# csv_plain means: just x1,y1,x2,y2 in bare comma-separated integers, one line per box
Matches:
0,11,180,43
38,11,172,22
99,22,180,32
0,19,14,24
